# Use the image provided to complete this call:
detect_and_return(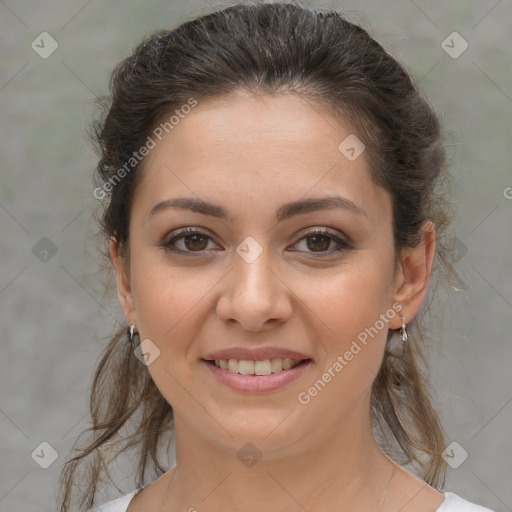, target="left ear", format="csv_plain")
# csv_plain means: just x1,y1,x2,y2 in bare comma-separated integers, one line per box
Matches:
390,220,436,329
